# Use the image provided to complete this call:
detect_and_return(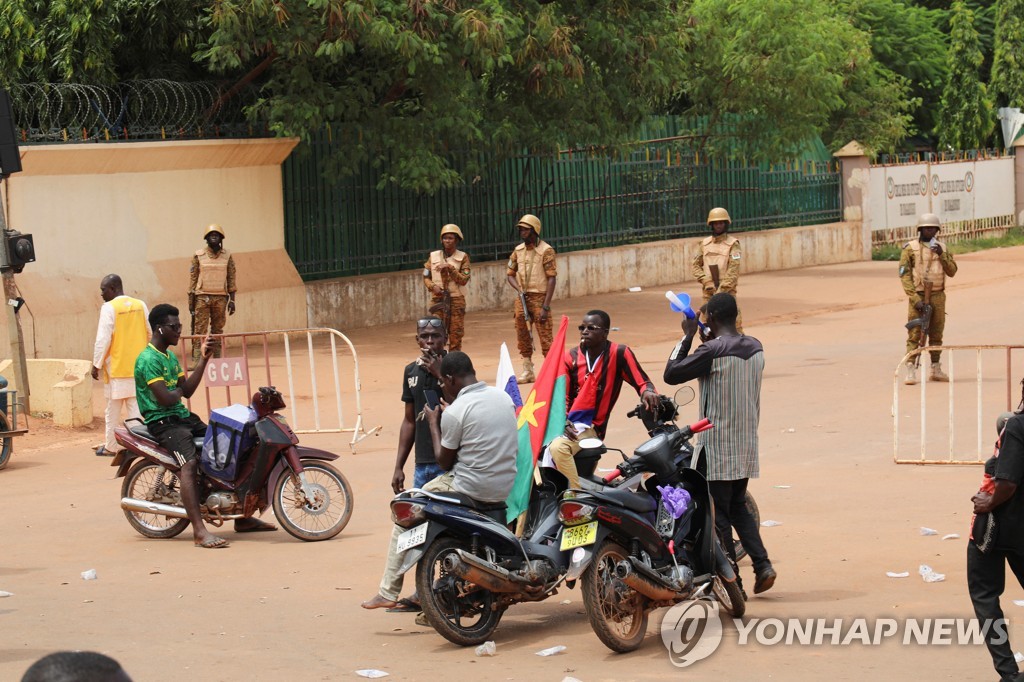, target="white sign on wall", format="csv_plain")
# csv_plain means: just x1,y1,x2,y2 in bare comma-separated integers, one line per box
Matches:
867,157,1013,230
